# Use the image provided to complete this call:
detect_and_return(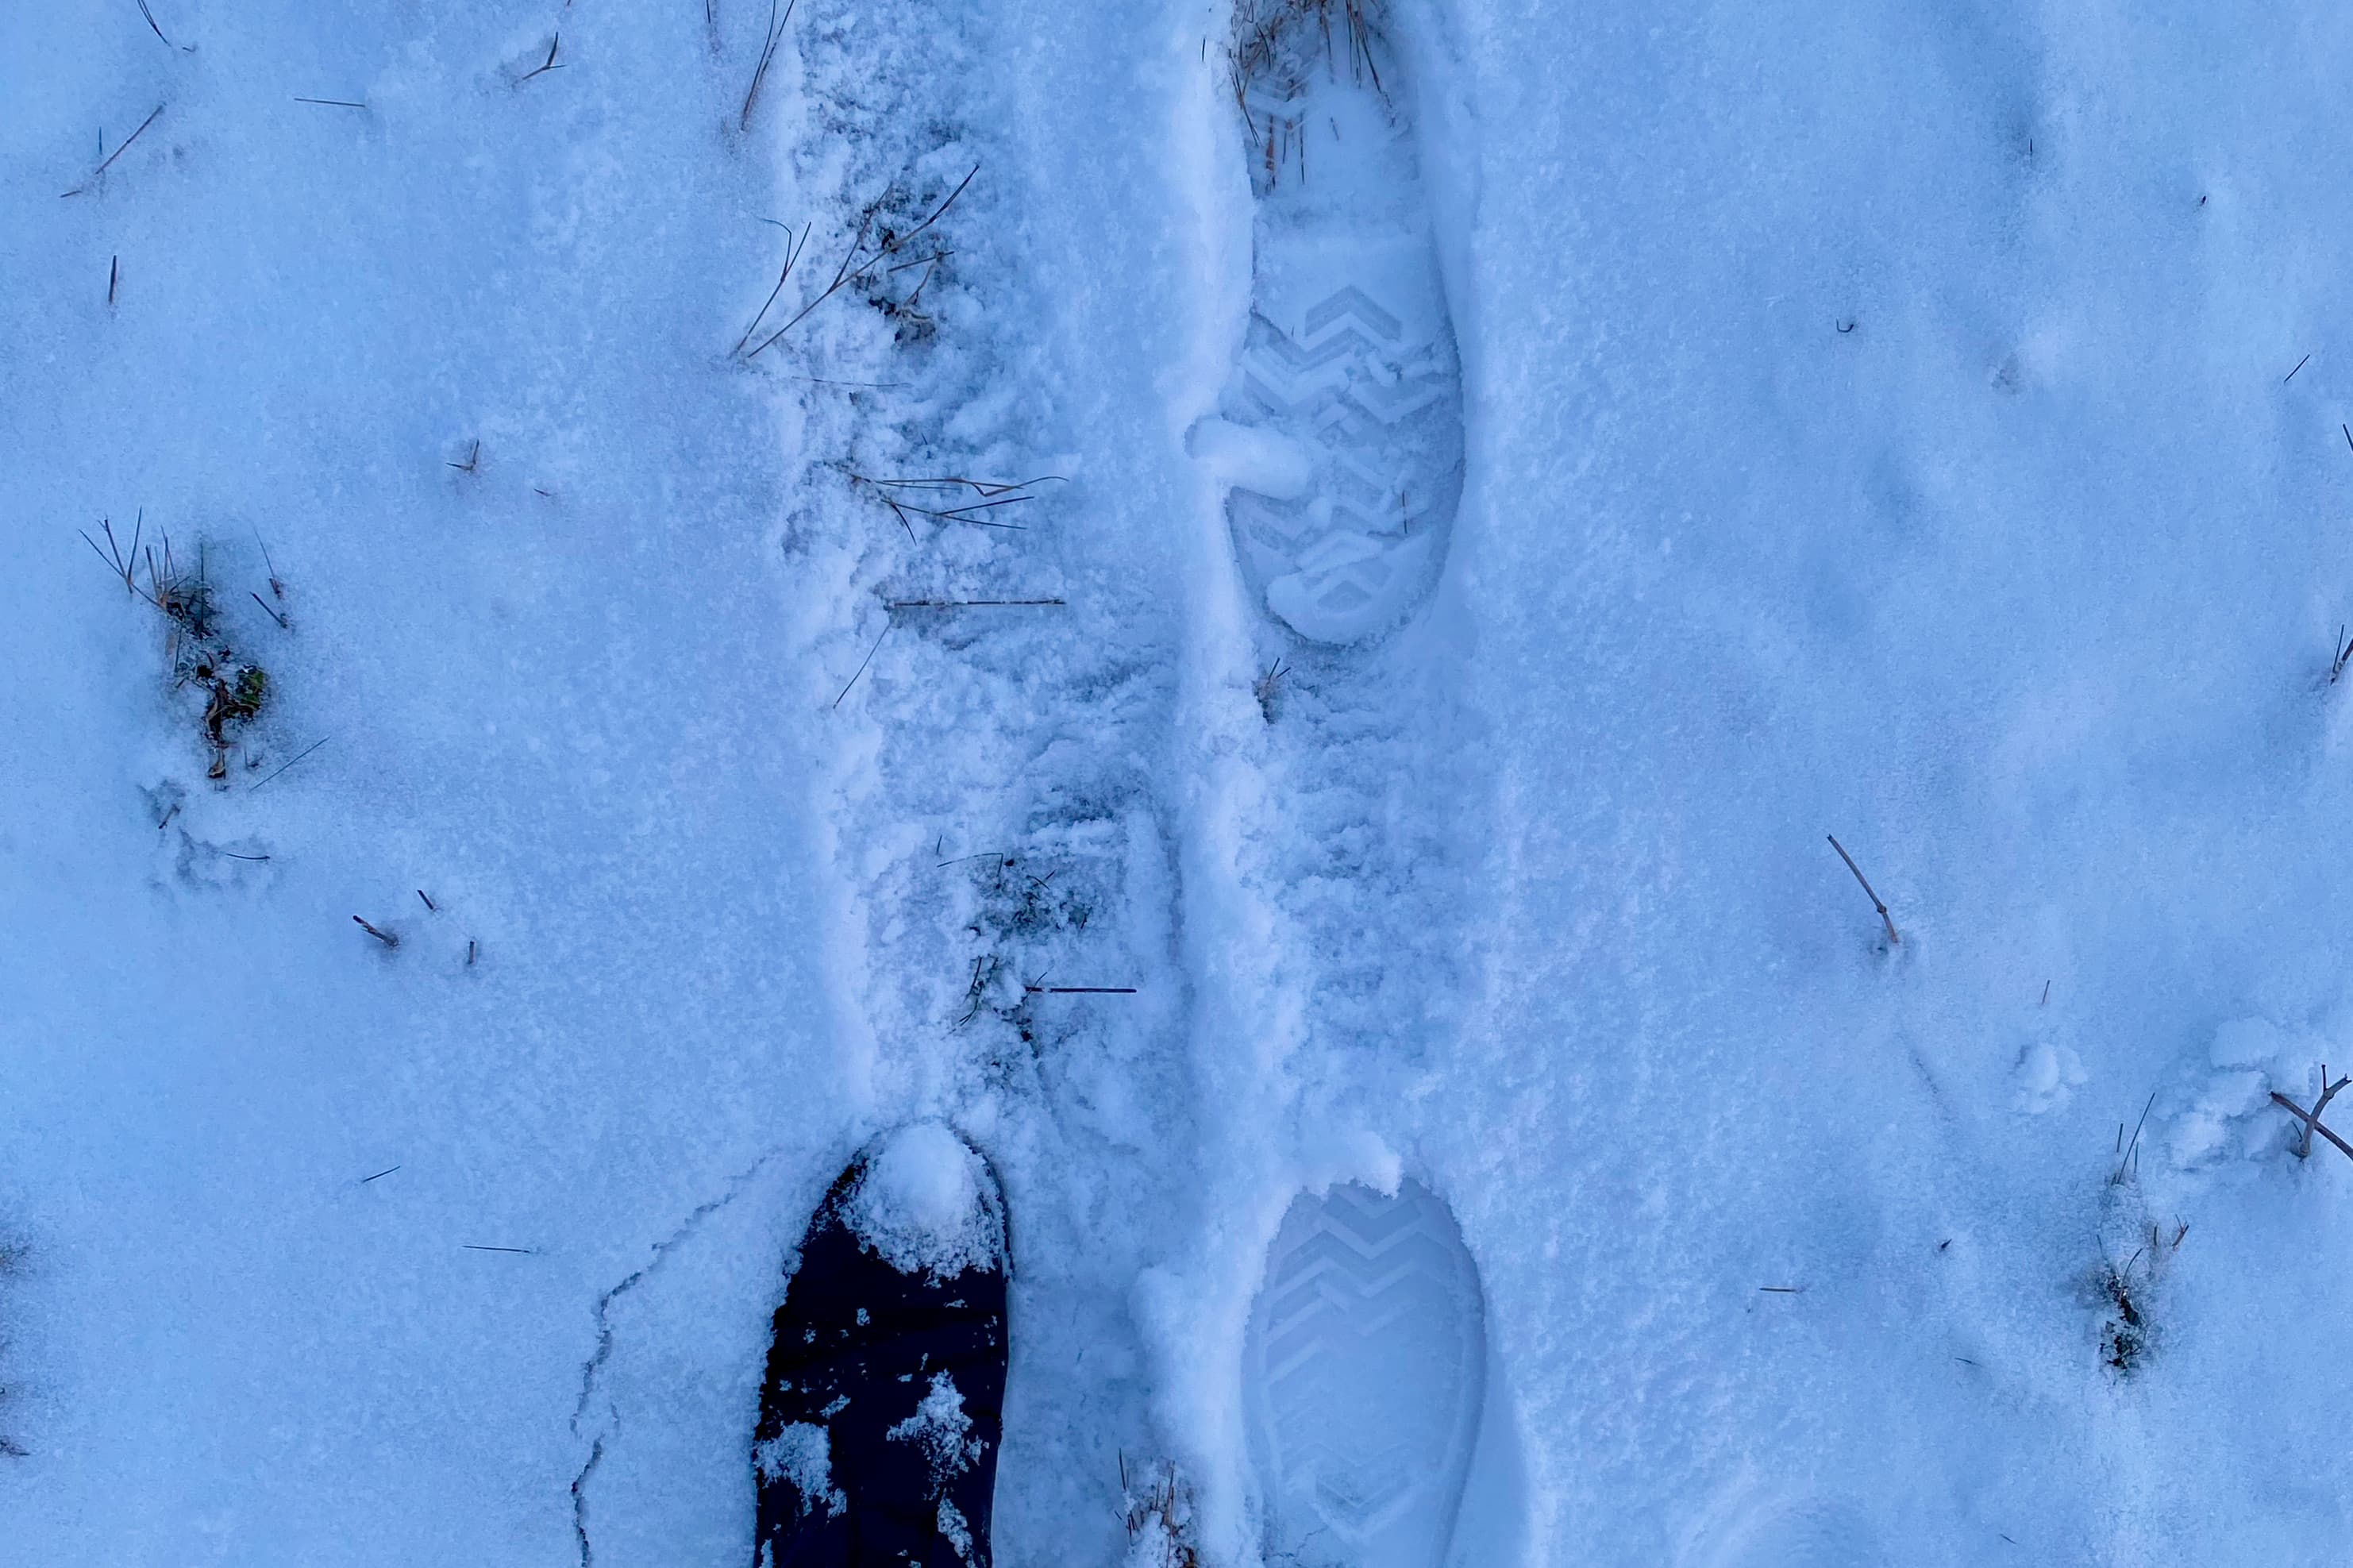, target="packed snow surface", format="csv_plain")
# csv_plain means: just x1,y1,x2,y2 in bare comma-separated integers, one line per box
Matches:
8,0,2353,1564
